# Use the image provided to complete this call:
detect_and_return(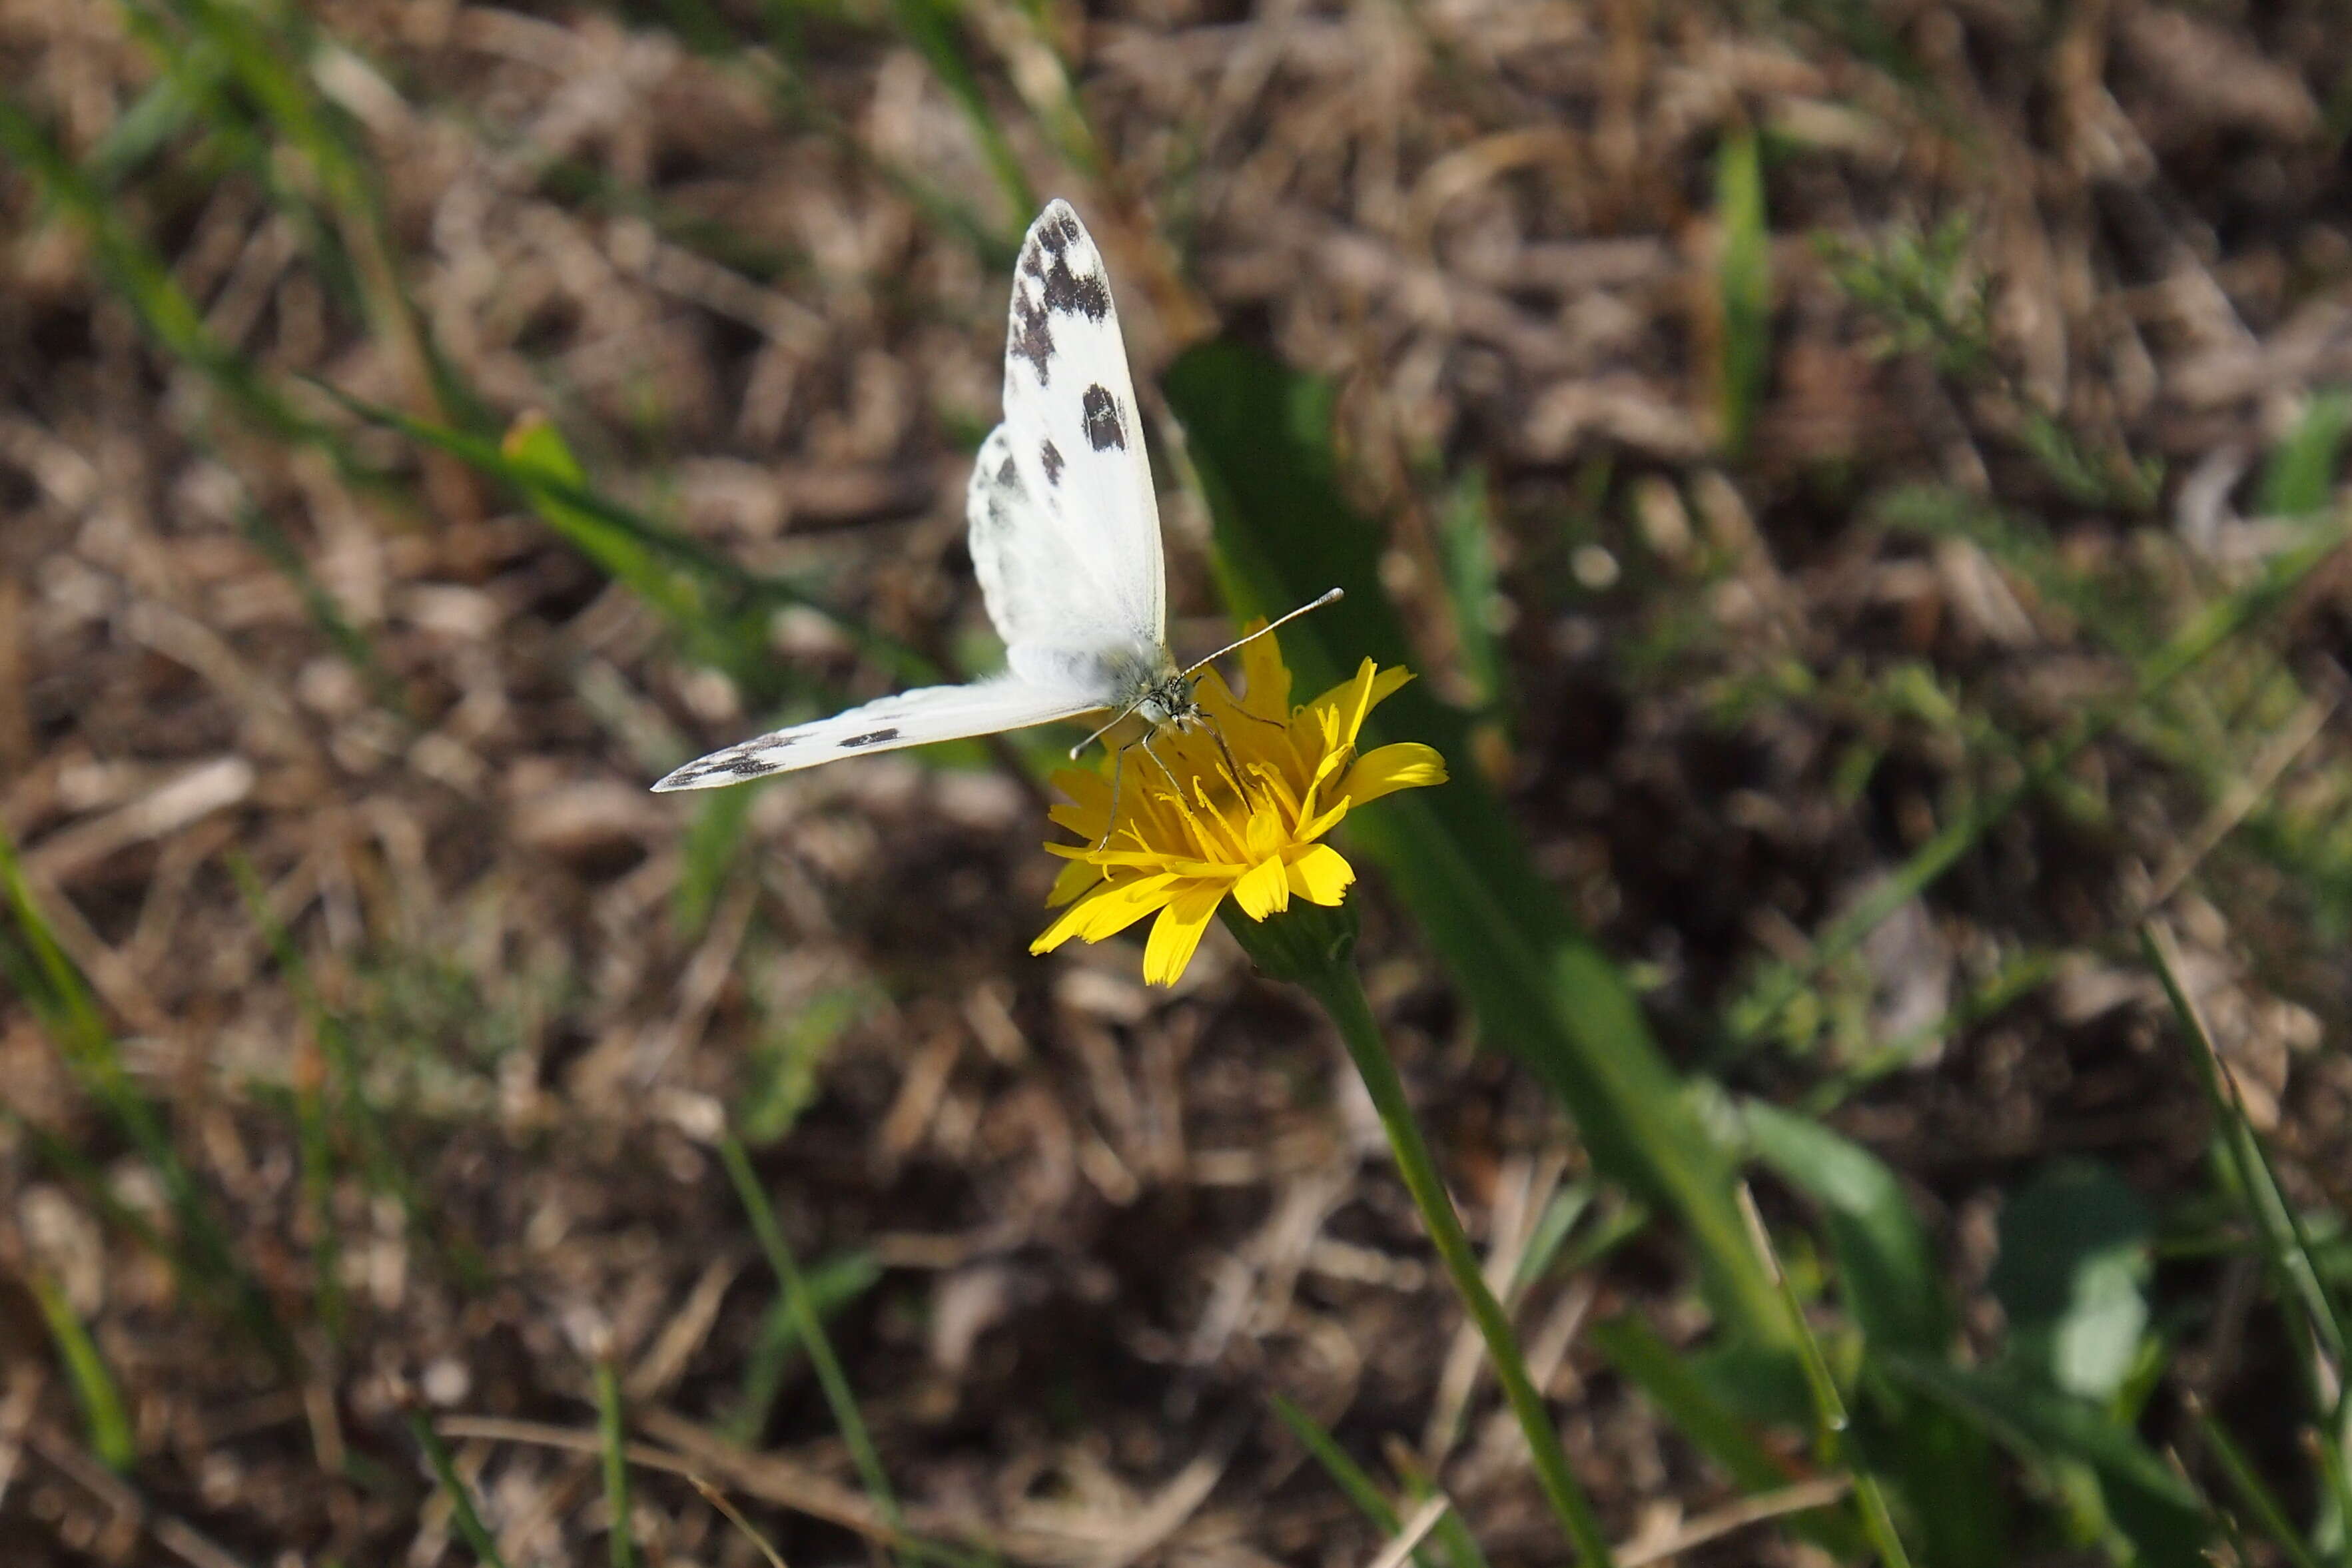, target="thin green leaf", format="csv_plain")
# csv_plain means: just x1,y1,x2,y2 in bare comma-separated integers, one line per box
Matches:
407,1407,514,1568
2260,390,2351,519
29,1270,135,1471
727,1249,883,1444
316,387,927,690
1268,1395,1424,1568
1714,129,1772,457
1737,1104,2006,1567
1737,1188,1914,1568
1434,465,1507,715
2195,1401,2325,1568
0,831,295,1372
2146,921,2347,1370
718,1133,909,1568
887,0,1036,220
594,1360,637,1568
